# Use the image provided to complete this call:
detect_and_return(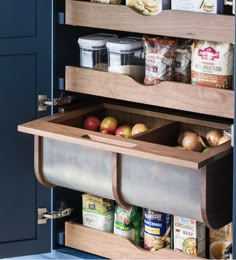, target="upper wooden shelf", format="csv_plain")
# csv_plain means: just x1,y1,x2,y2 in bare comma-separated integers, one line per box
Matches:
65,66,234,119
66,0,234,43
